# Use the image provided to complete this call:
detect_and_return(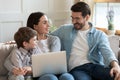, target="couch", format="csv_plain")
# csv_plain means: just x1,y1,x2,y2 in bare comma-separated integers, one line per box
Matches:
0,43,16,80
0,35,120,80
